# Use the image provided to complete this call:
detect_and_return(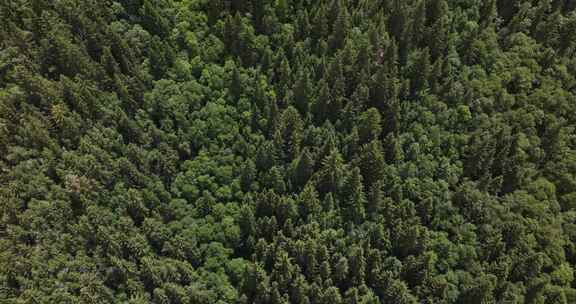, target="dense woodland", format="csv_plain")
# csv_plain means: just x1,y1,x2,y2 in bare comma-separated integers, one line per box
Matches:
1,0,576,303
